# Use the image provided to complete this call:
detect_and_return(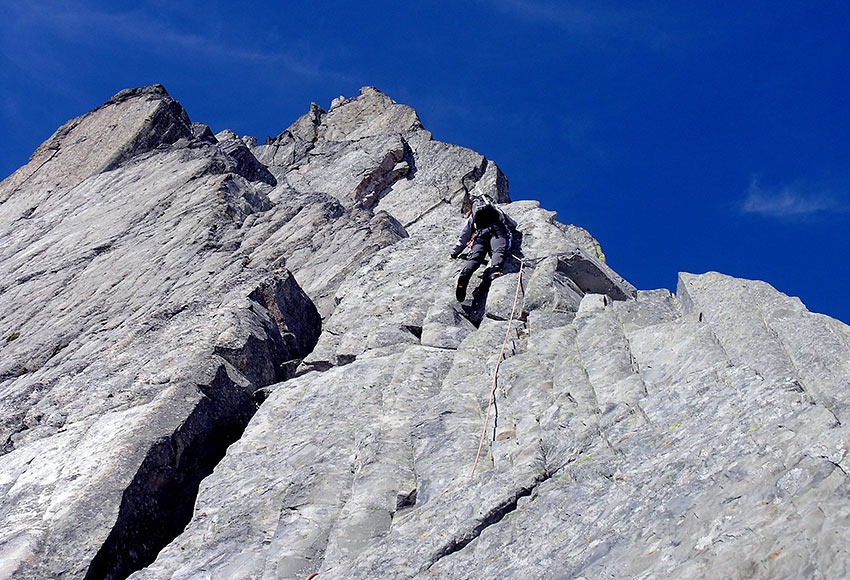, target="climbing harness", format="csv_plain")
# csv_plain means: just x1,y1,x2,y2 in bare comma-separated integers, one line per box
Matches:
468,250,581,477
